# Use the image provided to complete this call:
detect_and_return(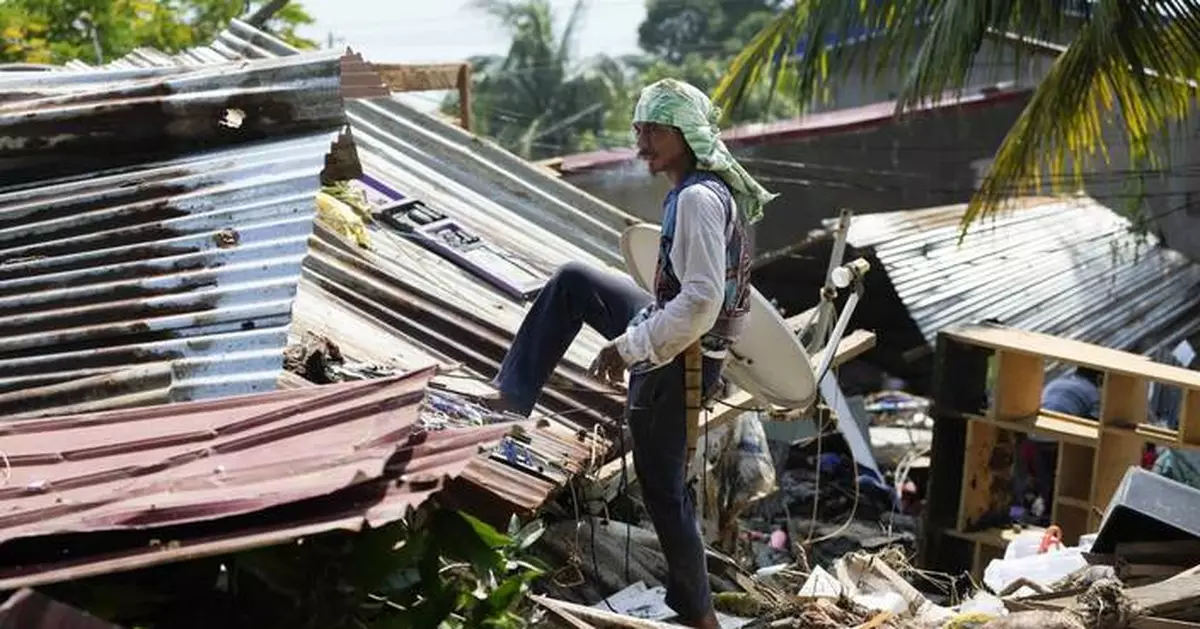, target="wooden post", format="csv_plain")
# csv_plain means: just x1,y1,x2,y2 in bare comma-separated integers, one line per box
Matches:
457,64,473,132
684,342,702,470
374,62,474,131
